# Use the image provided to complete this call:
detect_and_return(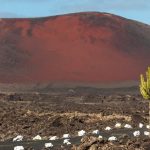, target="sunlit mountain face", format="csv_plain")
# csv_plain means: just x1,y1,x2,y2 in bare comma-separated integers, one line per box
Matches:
0,12,150,84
